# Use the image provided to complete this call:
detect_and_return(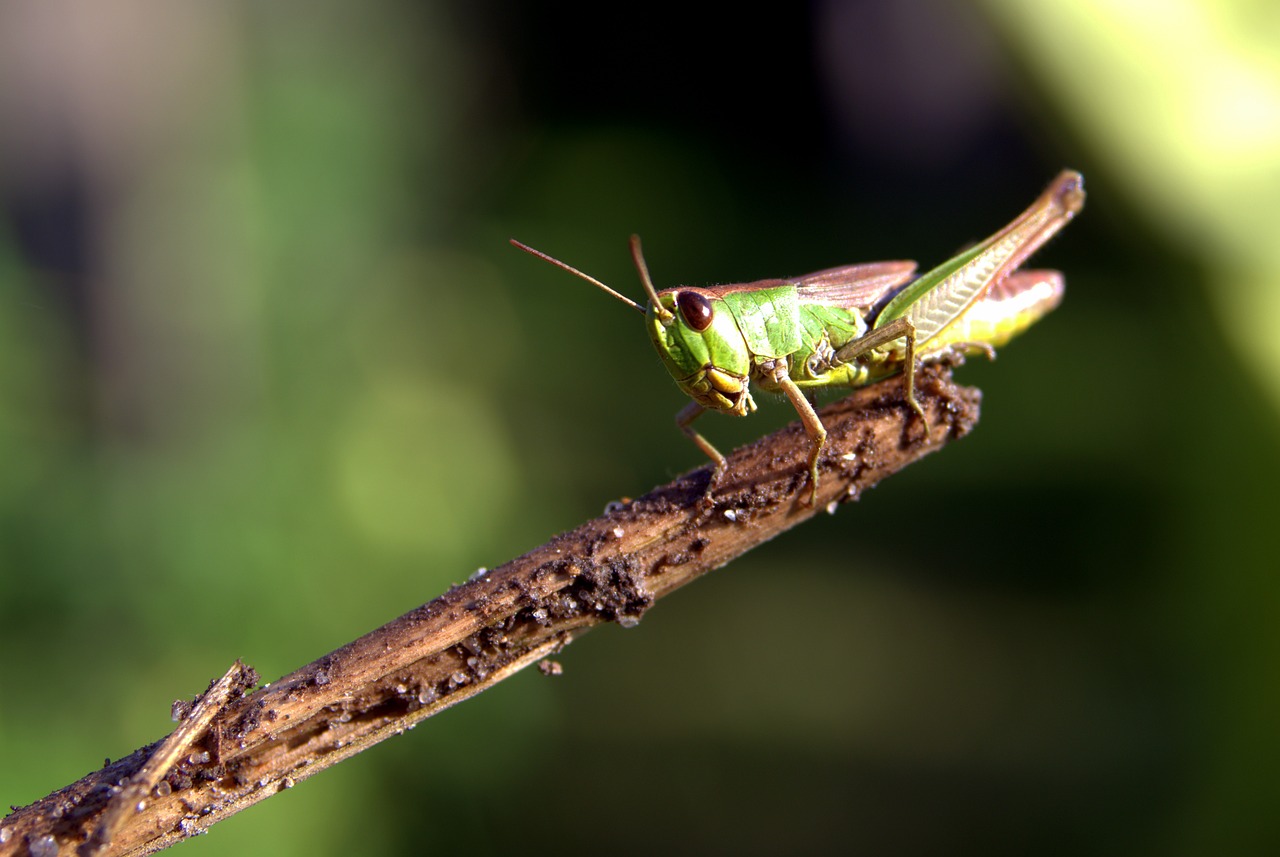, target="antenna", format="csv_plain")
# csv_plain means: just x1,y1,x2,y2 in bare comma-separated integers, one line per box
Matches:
509,239,646,315
628,235,672,323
